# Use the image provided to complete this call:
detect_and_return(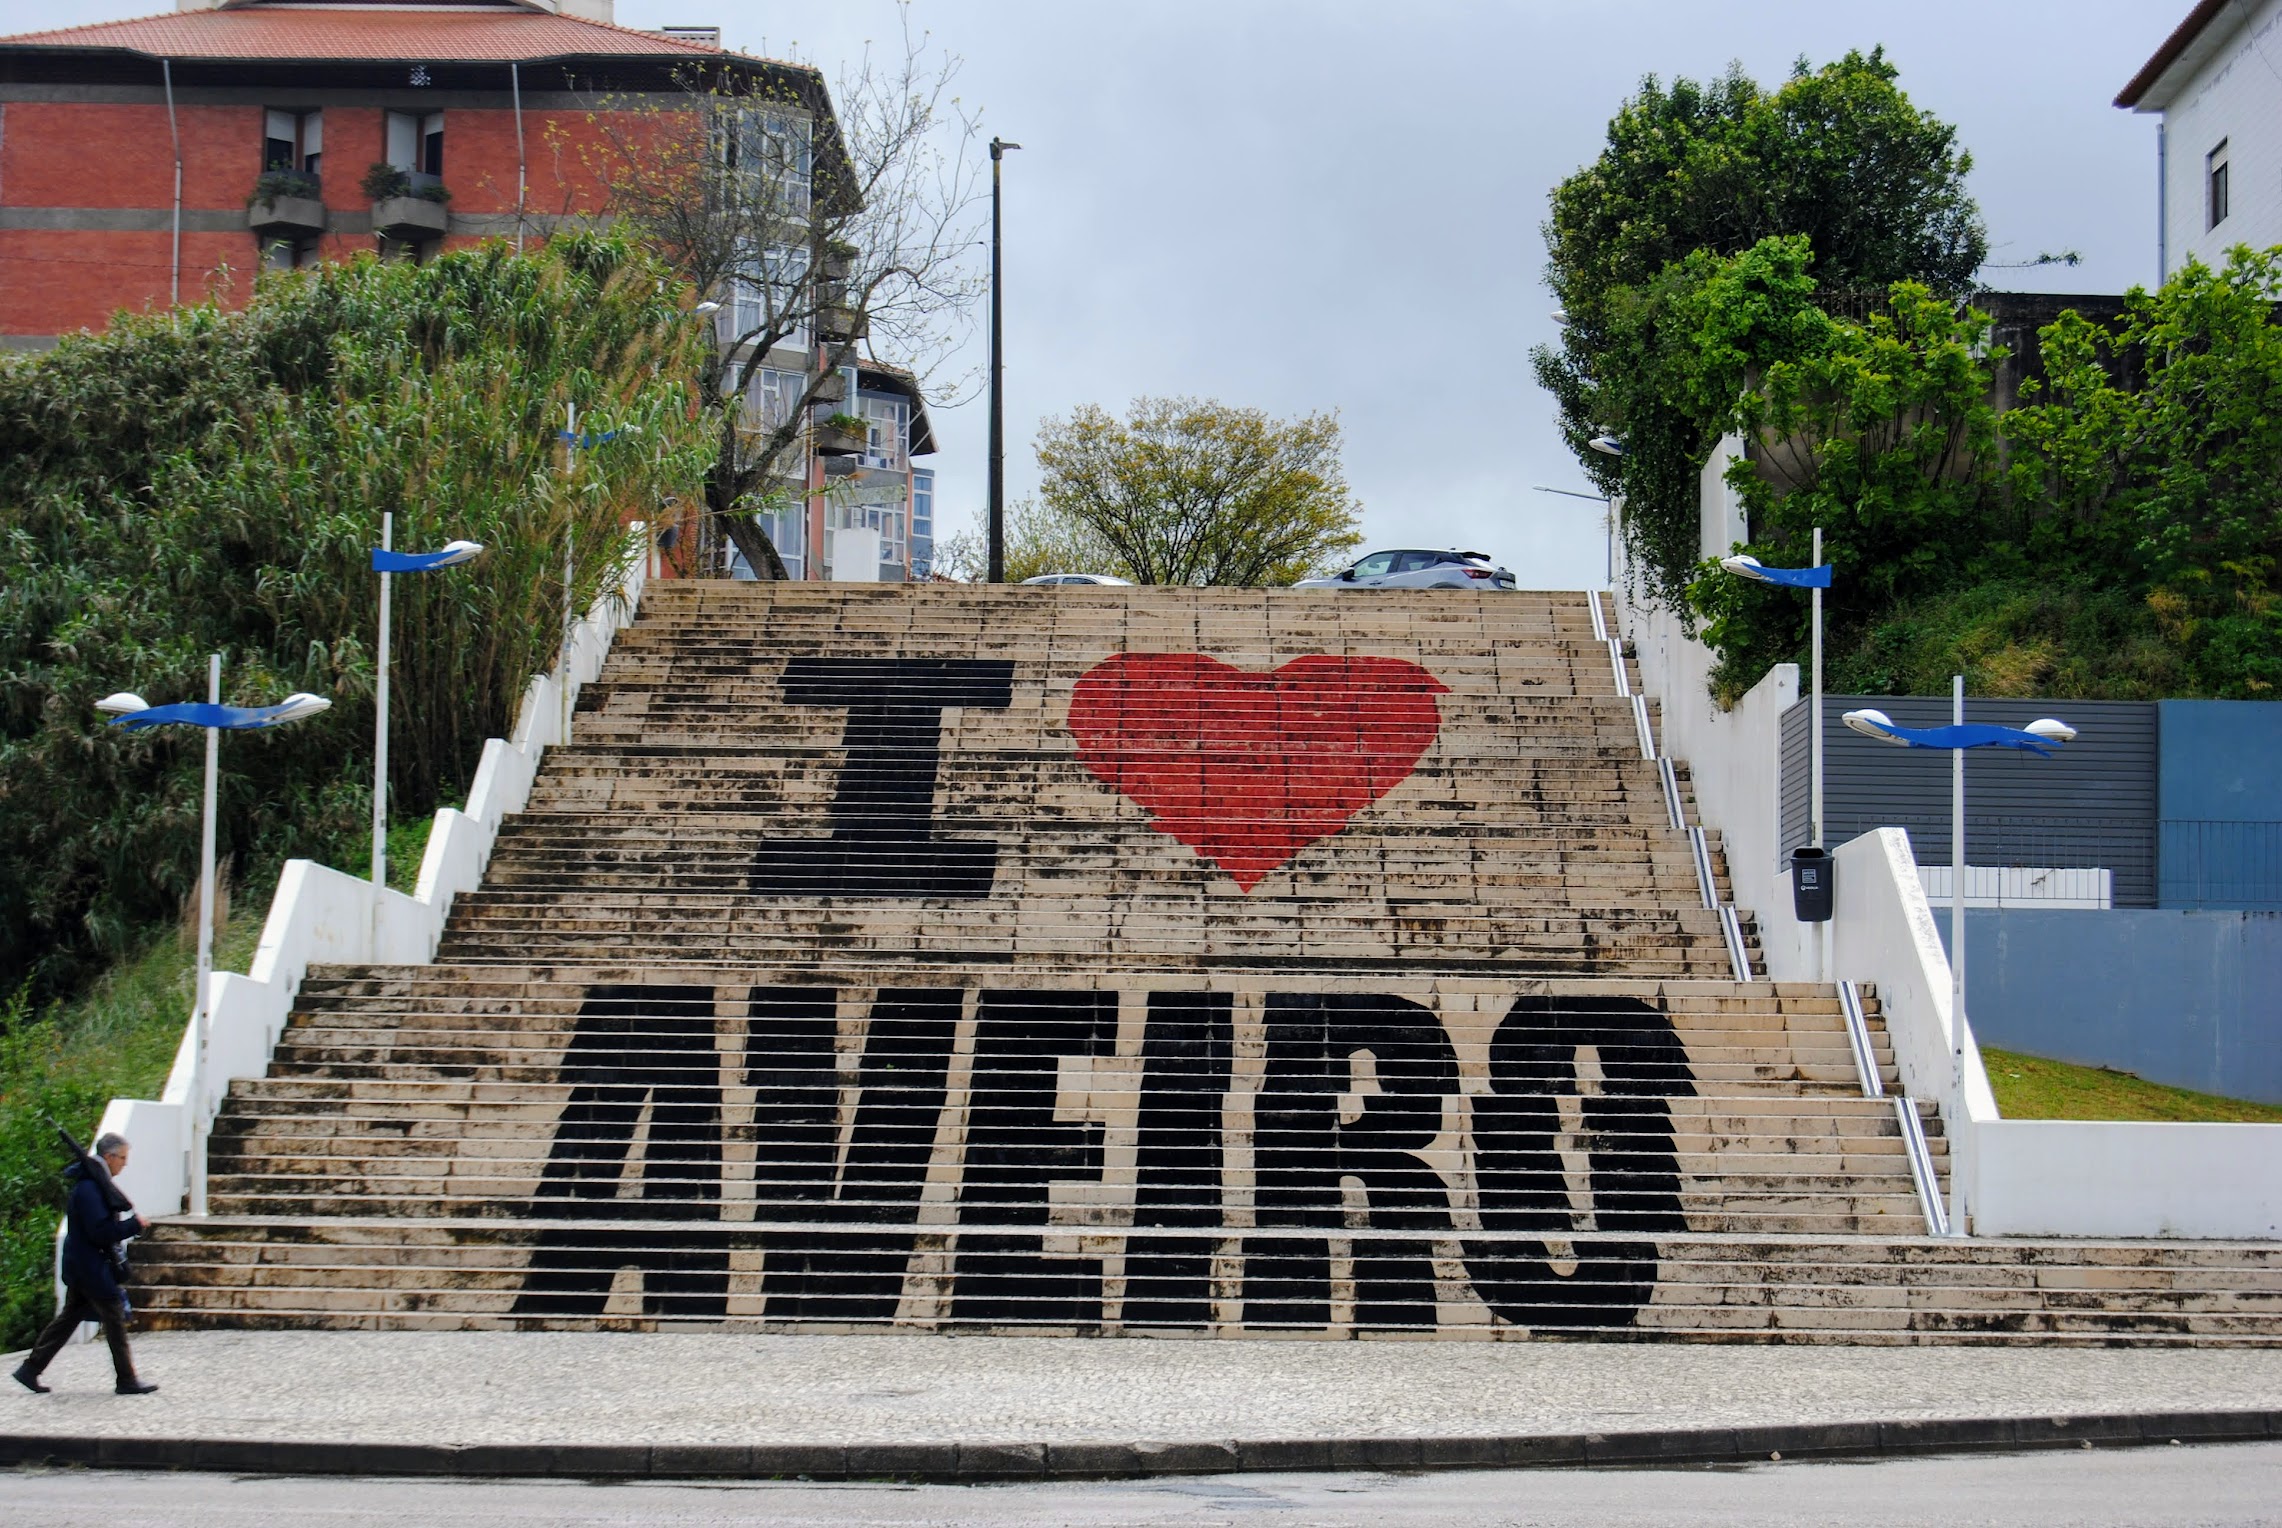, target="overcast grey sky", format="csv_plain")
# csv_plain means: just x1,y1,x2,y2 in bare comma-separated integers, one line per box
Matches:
3,0,2188,587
